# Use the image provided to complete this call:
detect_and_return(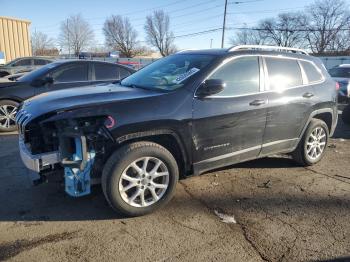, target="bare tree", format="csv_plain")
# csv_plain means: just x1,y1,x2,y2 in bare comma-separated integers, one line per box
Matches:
103,15,141,57
229,24,266,45
58,14,94,56
144,10,176,57
31,31,55,55
304,0,350,54
258,12,307,48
